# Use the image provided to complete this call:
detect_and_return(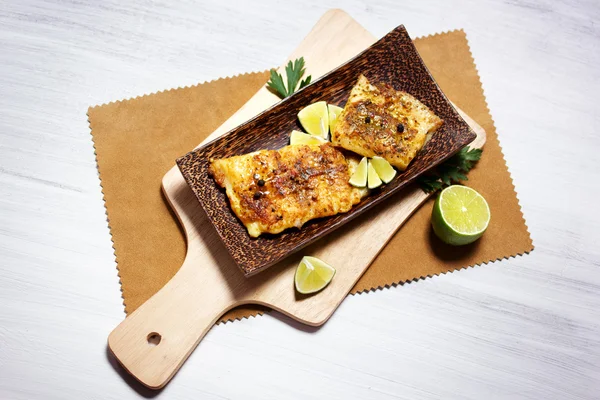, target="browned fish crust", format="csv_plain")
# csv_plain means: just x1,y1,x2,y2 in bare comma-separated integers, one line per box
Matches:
332,74,443,170
210,143,365,237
